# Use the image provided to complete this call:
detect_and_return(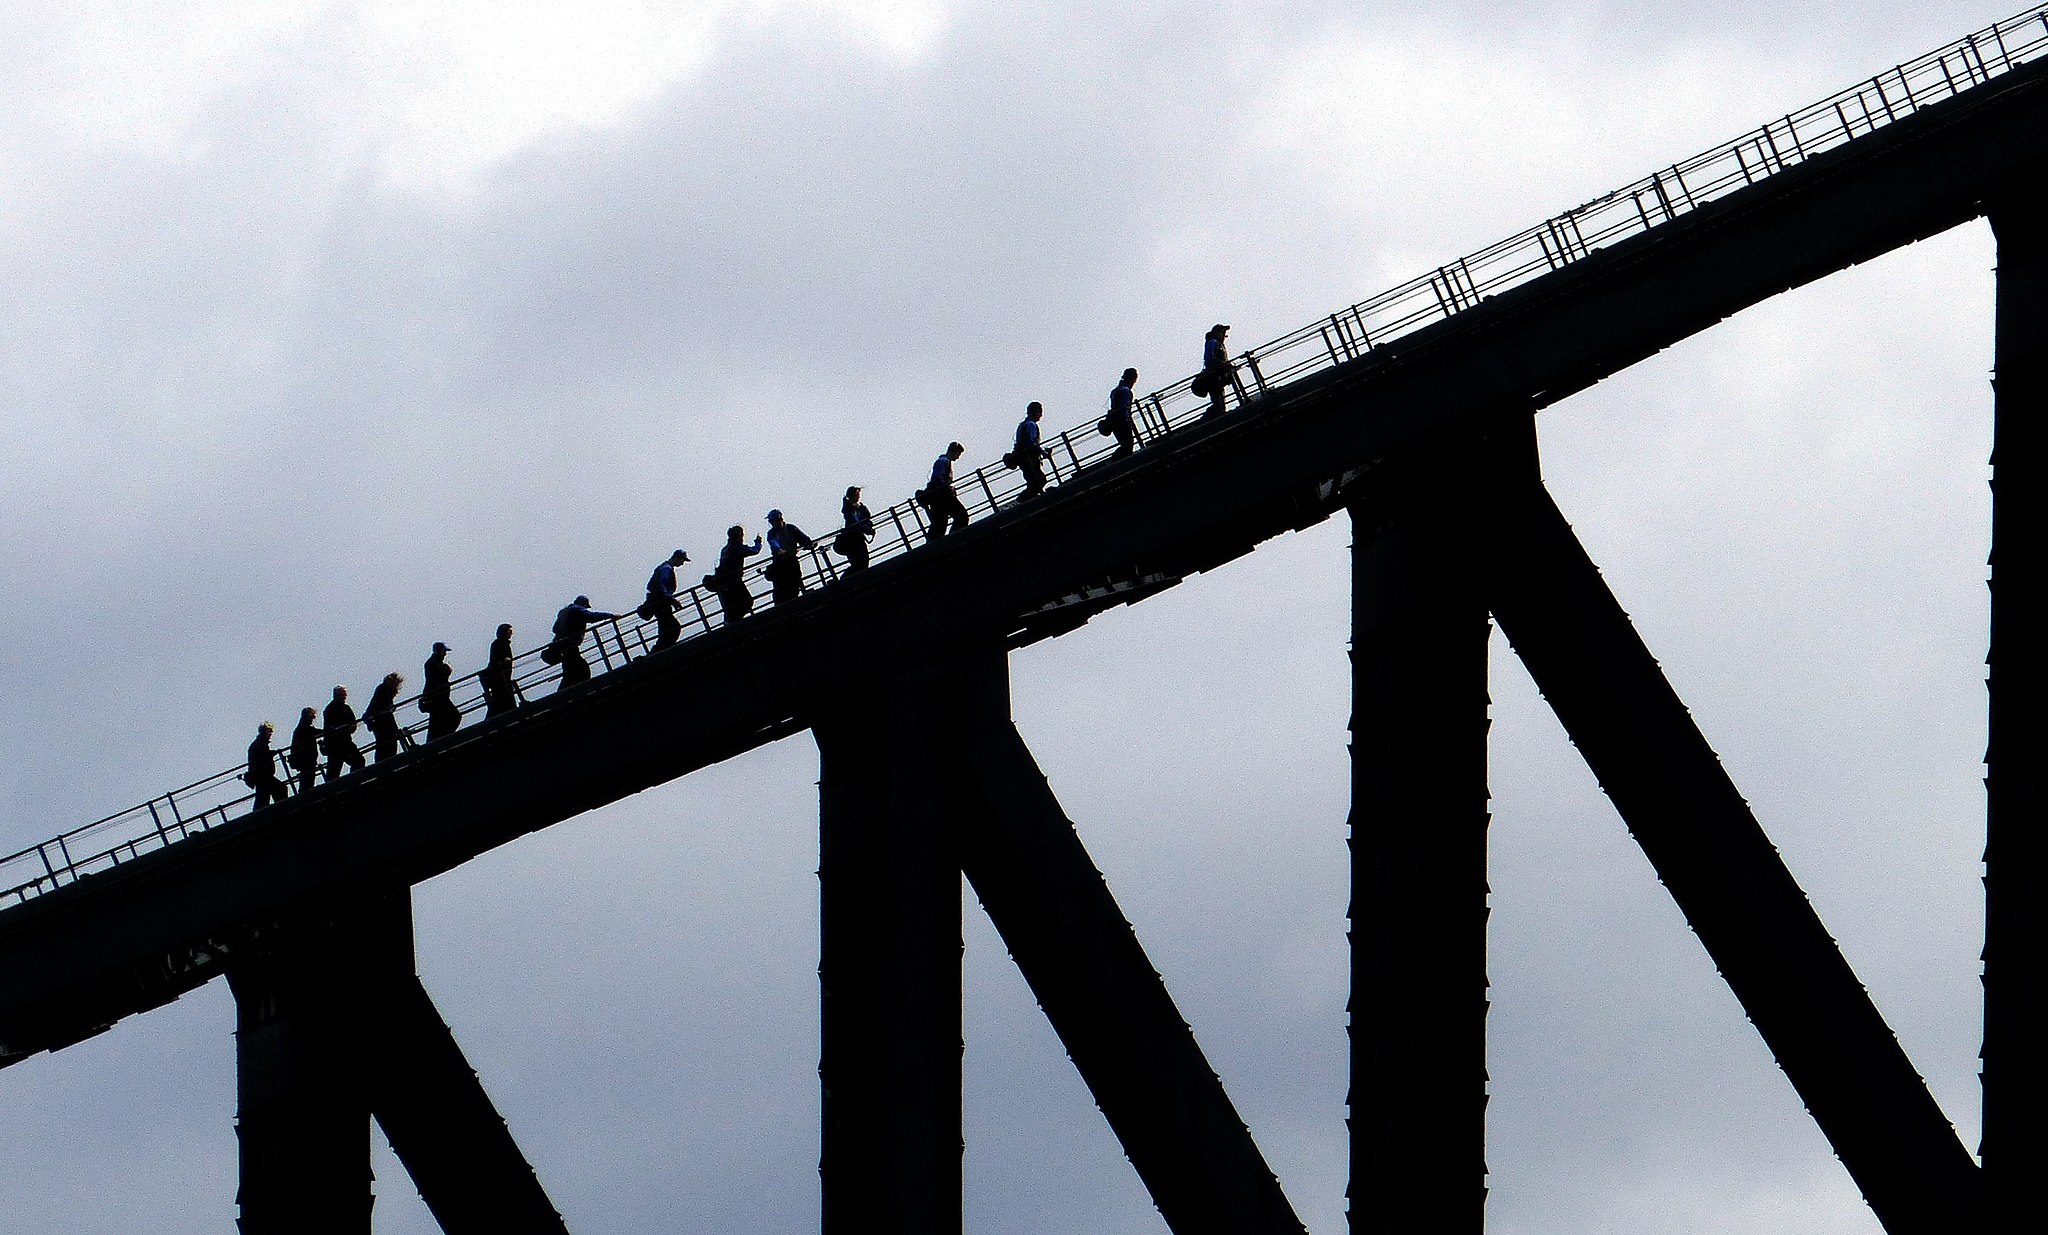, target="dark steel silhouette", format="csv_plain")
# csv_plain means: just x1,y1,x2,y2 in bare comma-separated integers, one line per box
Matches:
1982,183,2048,1235
1347,451,1492,1233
